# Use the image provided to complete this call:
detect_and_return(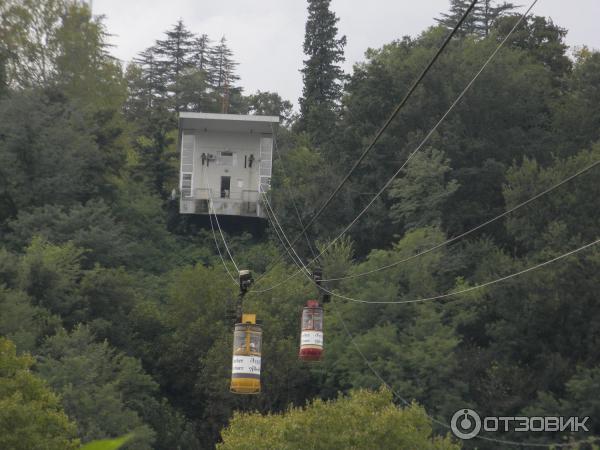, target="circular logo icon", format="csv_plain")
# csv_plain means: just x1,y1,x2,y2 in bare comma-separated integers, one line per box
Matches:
451,408,481,440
